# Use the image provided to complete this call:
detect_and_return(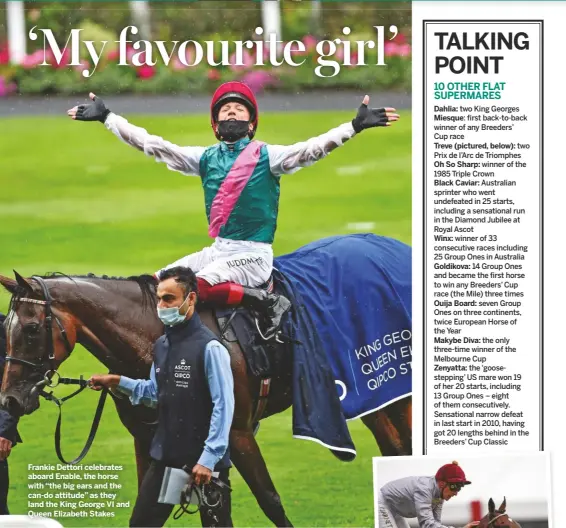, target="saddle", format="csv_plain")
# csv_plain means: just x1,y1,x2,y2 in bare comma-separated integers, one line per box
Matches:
215,307,278,379
213,273,293,375
213,278,291,425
